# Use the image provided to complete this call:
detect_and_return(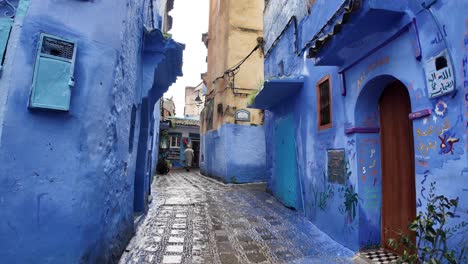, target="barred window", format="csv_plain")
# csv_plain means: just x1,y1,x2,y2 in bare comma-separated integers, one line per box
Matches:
169,135,181,148
317,75,332,130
